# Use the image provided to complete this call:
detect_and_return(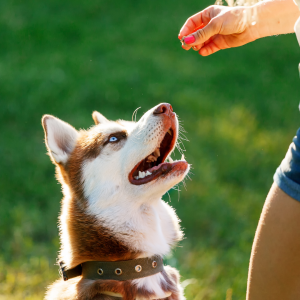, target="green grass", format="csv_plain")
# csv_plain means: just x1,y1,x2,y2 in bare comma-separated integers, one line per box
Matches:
1,0,300,299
